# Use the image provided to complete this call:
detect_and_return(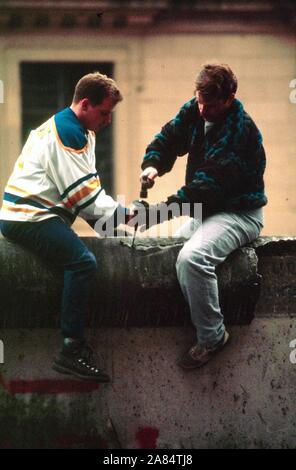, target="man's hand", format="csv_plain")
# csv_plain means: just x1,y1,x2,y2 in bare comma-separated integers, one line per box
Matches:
125,209,136,224
140,167,159,189
127,200,149,228
128,200,175,232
